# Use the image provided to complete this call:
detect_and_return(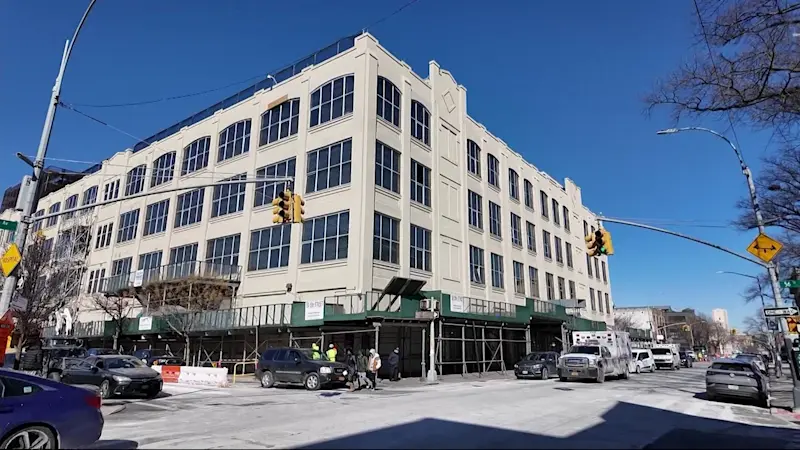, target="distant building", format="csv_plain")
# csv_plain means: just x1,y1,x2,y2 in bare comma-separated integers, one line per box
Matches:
614,306,666,335
712,308,729,331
